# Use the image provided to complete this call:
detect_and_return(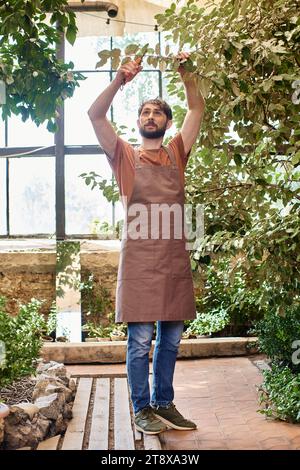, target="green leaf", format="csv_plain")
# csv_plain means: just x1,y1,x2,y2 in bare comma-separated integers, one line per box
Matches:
46,120,58,133
292,151,300,165
66,25,77,46
183,58,196,72
233,153,242,166
125,44,139,55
